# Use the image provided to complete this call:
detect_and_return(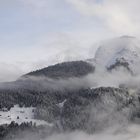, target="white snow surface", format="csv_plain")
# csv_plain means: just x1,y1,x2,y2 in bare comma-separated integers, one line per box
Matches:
57,99,67,108
94,36,140,74
0,105,52,126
